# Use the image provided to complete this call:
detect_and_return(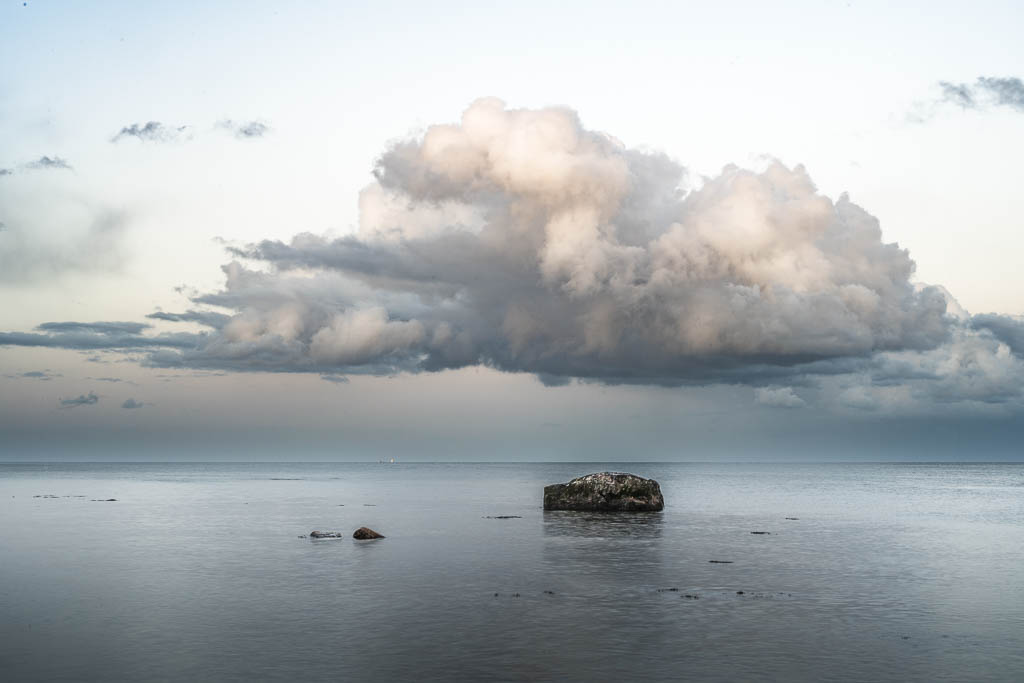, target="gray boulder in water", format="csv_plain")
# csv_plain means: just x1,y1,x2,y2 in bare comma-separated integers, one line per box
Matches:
543,472,664,512
309,531,344,539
